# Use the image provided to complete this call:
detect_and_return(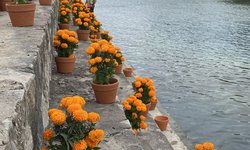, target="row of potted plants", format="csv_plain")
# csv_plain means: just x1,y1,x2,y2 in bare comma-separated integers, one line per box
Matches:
41,96,105,150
